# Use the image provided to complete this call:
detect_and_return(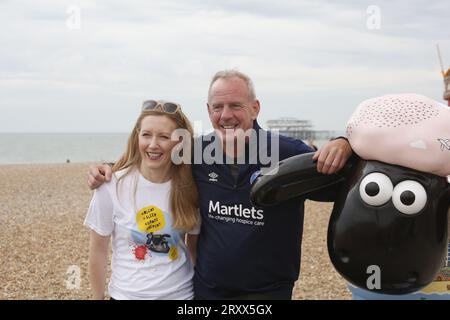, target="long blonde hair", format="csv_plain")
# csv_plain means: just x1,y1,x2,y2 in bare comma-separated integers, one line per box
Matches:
113,109,199,232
